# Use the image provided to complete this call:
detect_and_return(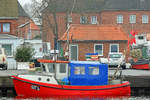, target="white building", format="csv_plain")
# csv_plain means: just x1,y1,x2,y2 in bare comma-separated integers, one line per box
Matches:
0,34,24,69
24,39,51,59
24,39,44,59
